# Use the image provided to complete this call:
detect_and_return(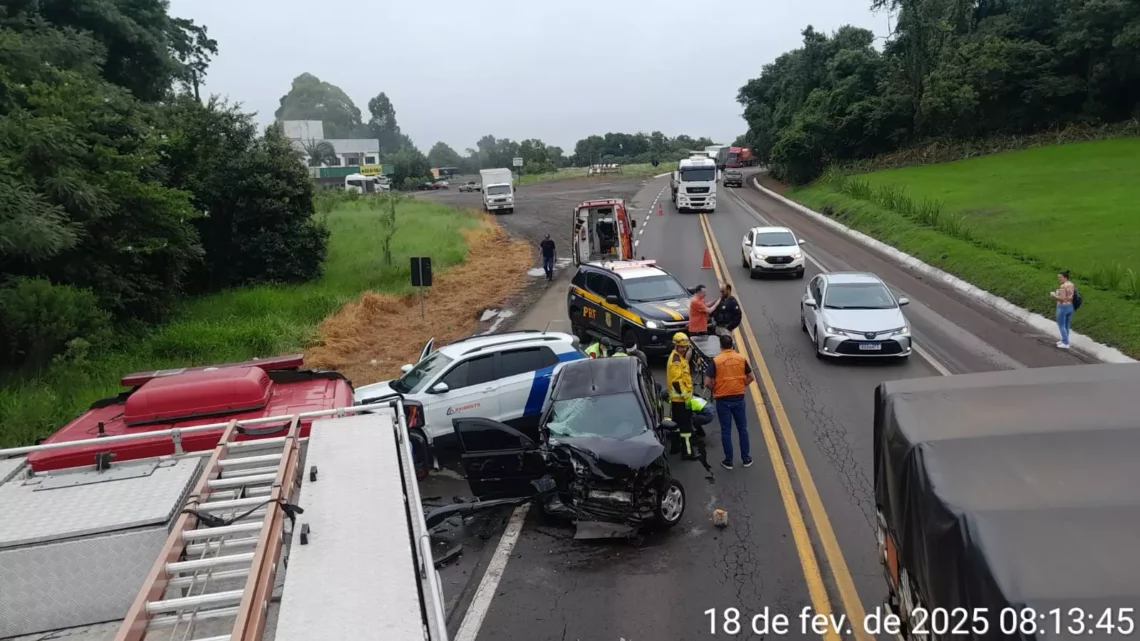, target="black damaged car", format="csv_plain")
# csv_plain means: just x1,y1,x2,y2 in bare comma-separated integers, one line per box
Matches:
443,356,685,539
